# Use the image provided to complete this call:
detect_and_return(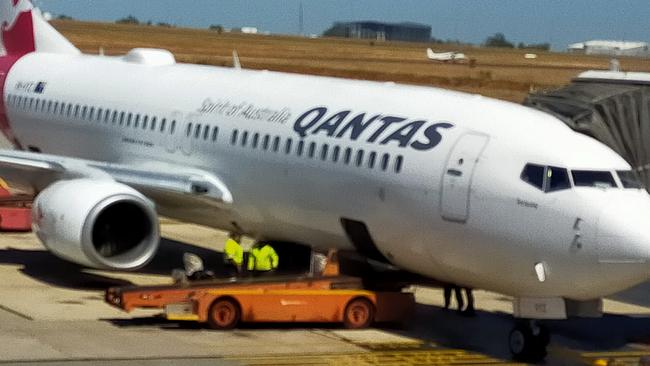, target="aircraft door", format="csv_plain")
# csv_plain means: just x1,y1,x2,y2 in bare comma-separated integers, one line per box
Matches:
440,133,489,222
165,111,183,153
180,113,199,156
